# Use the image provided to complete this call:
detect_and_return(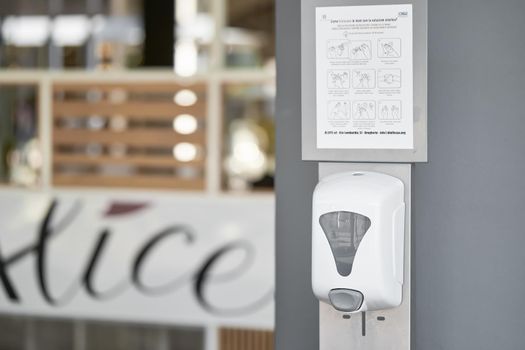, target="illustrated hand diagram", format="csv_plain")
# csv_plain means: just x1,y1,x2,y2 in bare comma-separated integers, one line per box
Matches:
380,41,400,57
381,73,400,85
336,43,346,57
381,105,389,119
354,102,375,120
330,102,349,119
378,70,401,88
330,71,349,88
391,105,400,119
351,43,371,59
354,71,374,89
380,102,401,120
328,42,348,58
358,74,370,88
357,103,369,119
